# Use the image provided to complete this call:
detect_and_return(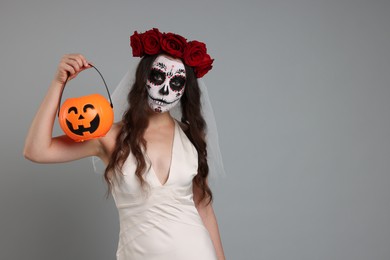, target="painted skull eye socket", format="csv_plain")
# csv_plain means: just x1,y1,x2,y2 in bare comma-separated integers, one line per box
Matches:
149,68,165,85
68,107,78,114
170,75,186,91
83,104,95,112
